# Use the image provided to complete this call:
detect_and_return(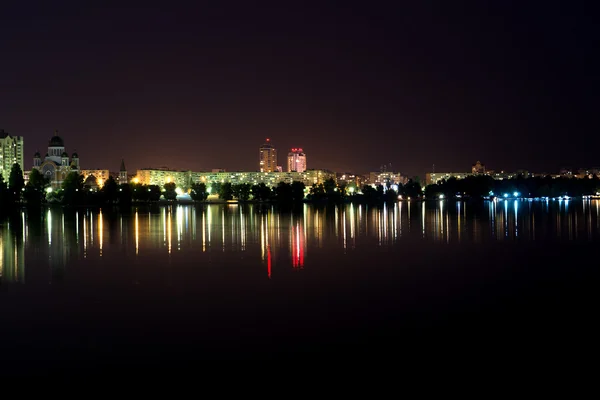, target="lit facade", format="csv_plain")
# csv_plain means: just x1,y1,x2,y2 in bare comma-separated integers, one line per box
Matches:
134,168,336,189
259,138,277,172
368,171,407,187
337,172,363,188
81,169,110,188
0,129,24,182
425,172,473,185
472,161,486,174
287,148,307,172
119,159,128,184
32,131,80,189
